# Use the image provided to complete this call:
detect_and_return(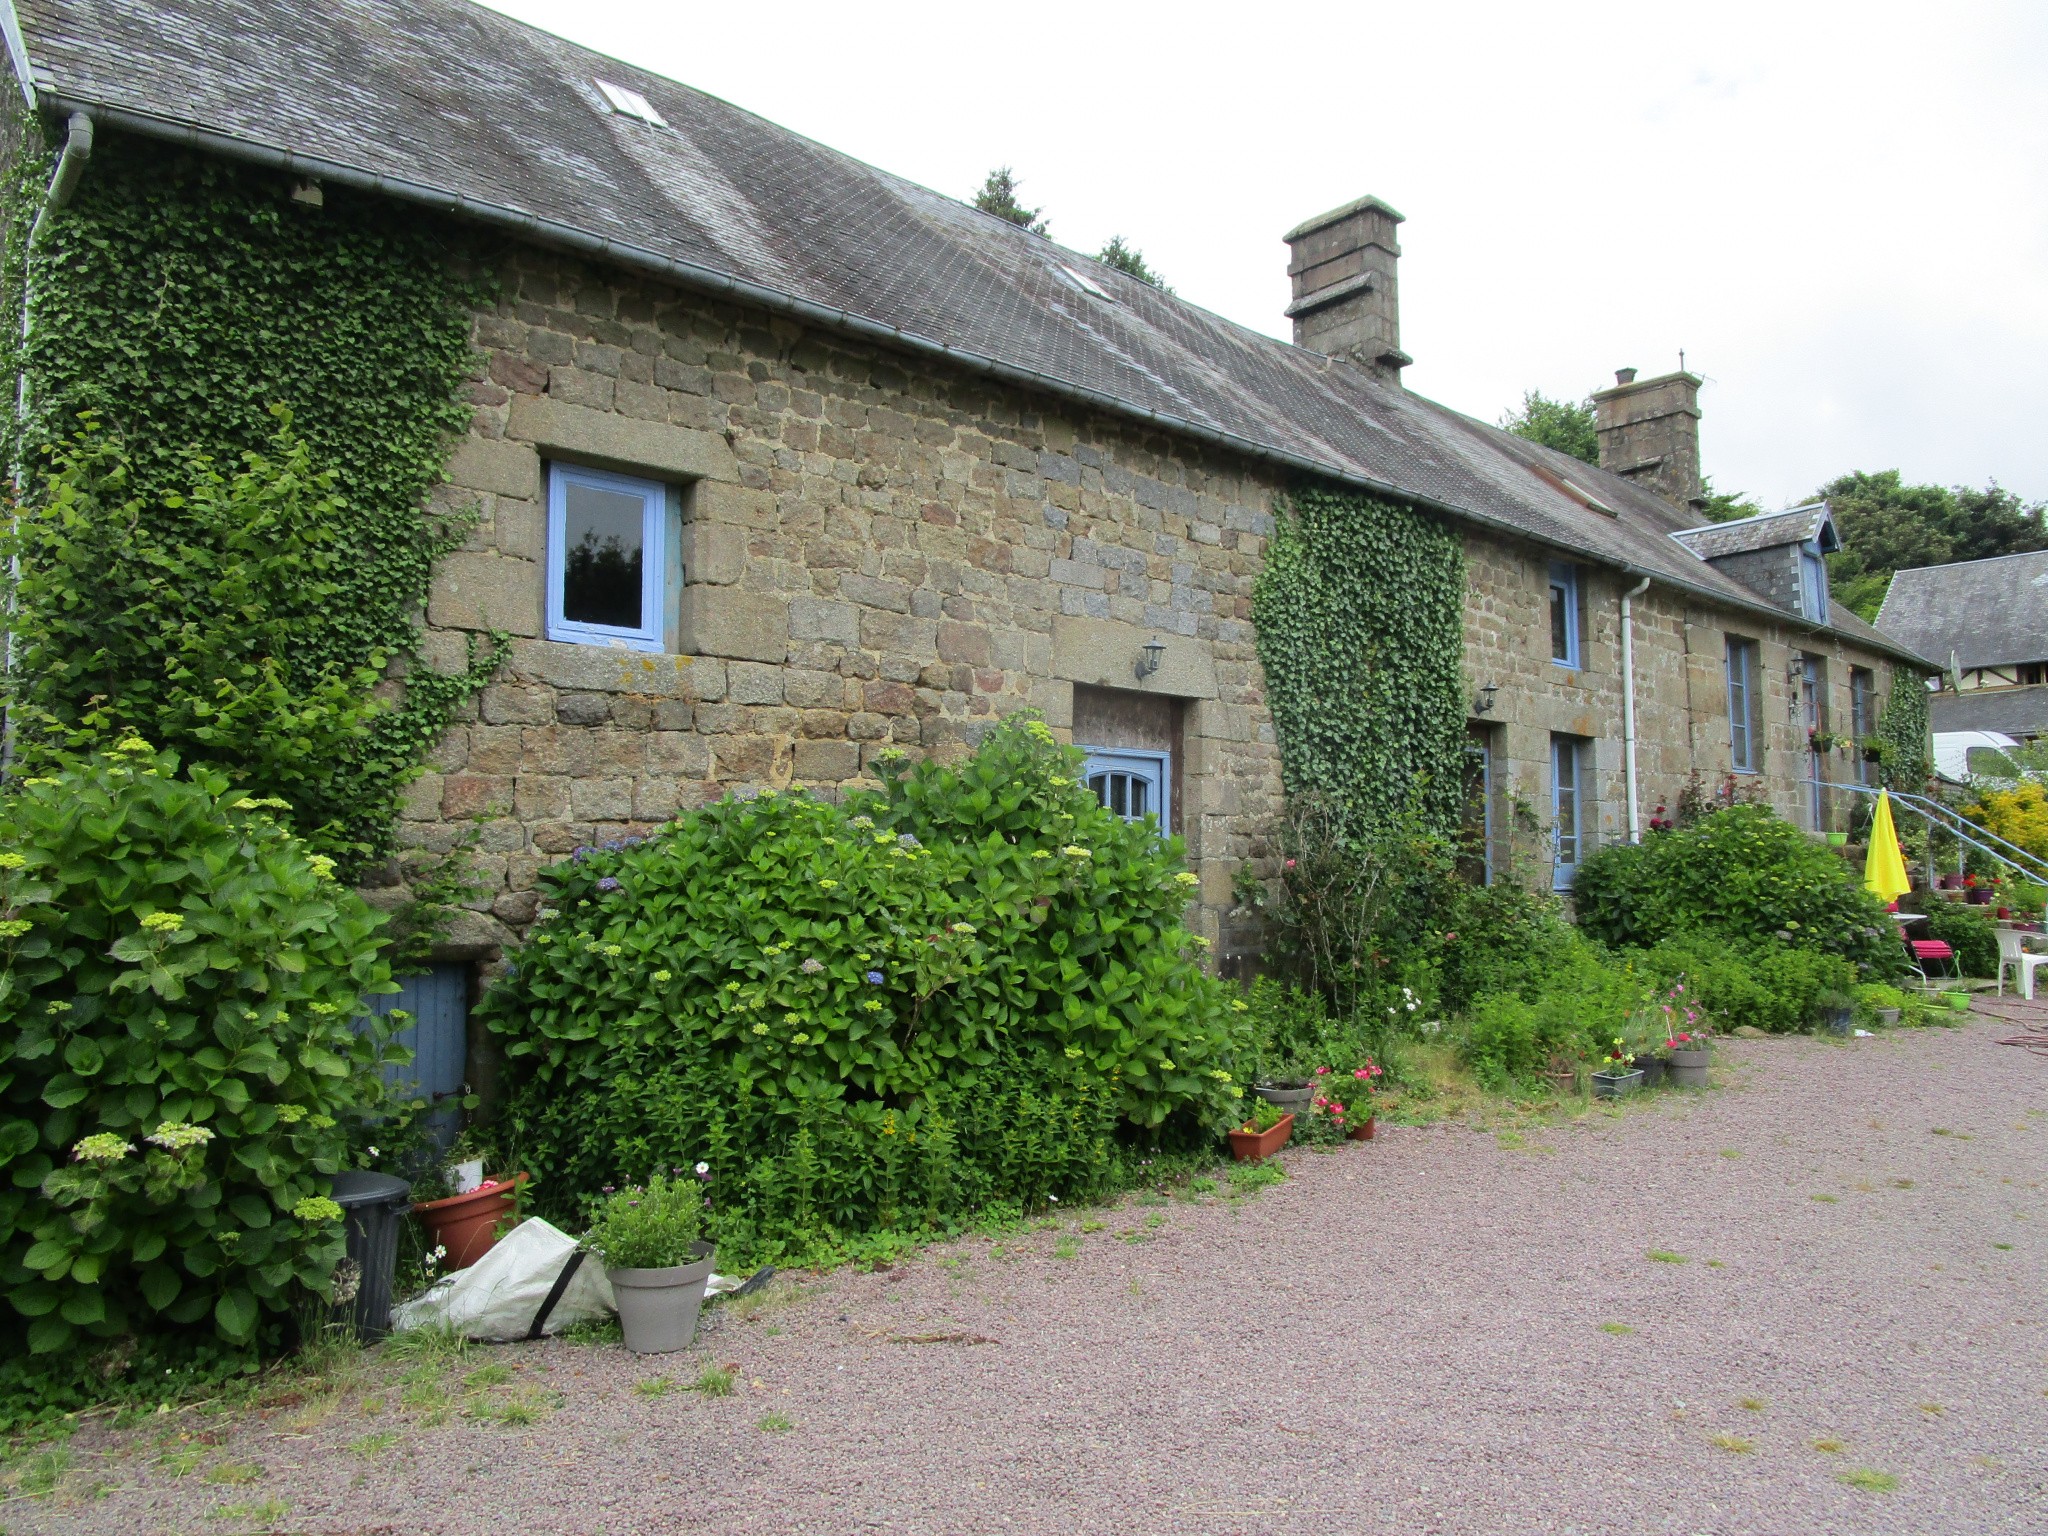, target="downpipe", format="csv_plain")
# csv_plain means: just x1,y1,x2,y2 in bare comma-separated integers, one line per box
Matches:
1621,576,1651,841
